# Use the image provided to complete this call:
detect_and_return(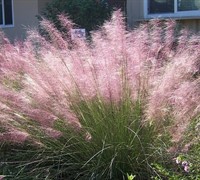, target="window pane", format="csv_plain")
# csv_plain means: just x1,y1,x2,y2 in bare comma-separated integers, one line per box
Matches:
148,0,174,14
4,0,13,25
0,0,2,25
178,0,200,11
